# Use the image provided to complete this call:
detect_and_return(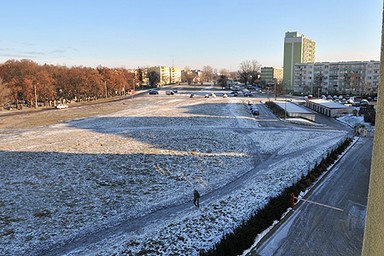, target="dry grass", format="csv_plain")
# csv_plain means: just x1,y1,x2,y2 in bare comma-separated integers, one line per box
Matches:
0,96,135,129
